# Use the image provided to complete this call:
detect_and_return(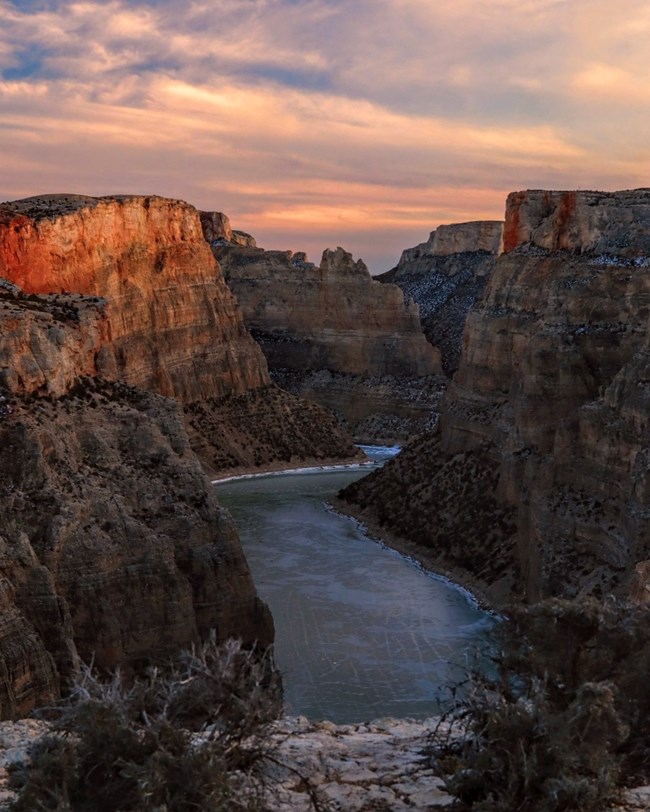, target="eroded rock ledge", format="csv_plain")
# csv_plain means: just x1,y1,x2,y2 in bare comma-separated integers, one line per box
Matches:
0,716,647,811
